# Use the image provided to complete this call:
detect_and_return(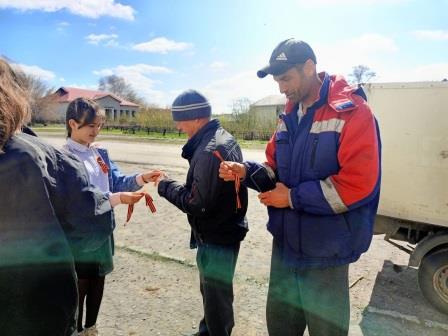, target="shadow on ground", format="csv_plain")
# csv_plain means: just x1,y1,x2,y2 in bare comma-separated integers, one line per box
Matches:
359,260,448,336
